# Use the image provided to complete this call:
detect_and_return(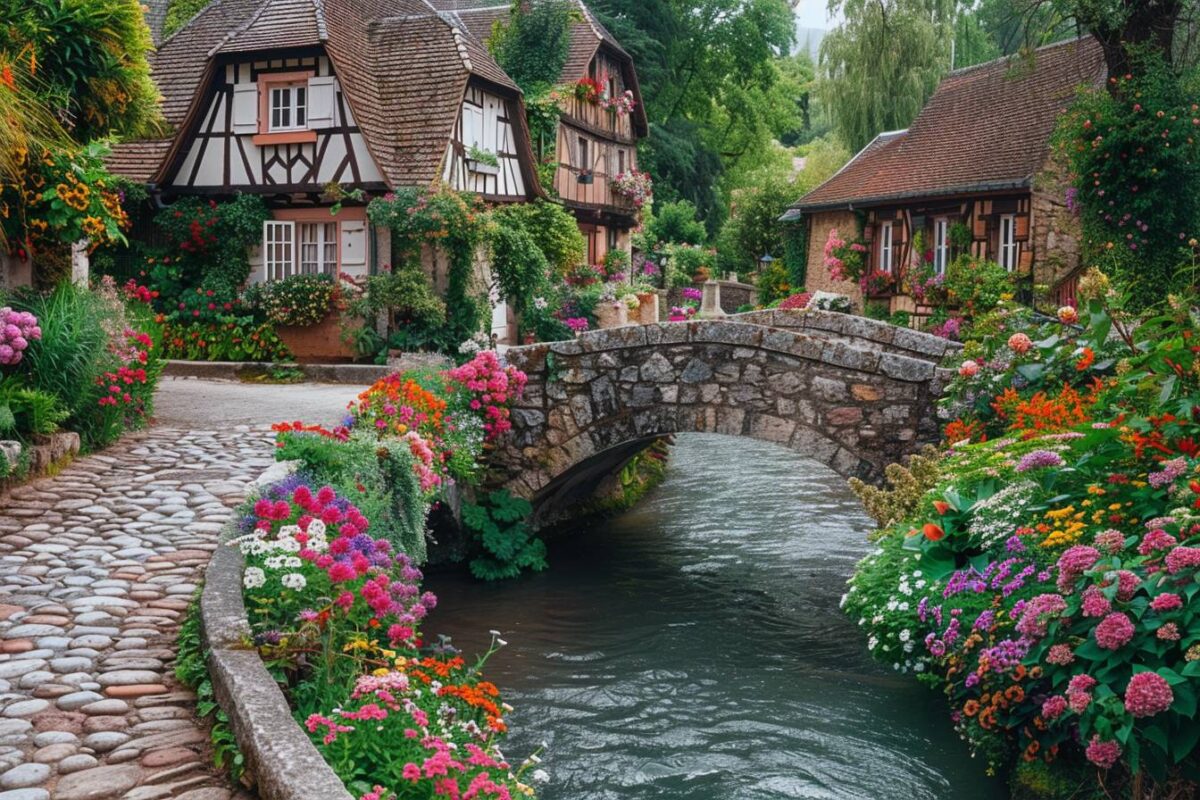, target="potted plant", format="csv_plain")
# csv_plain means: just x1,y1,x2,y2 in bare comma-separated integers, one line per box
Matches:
593,285,628,328
466,146,500,176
